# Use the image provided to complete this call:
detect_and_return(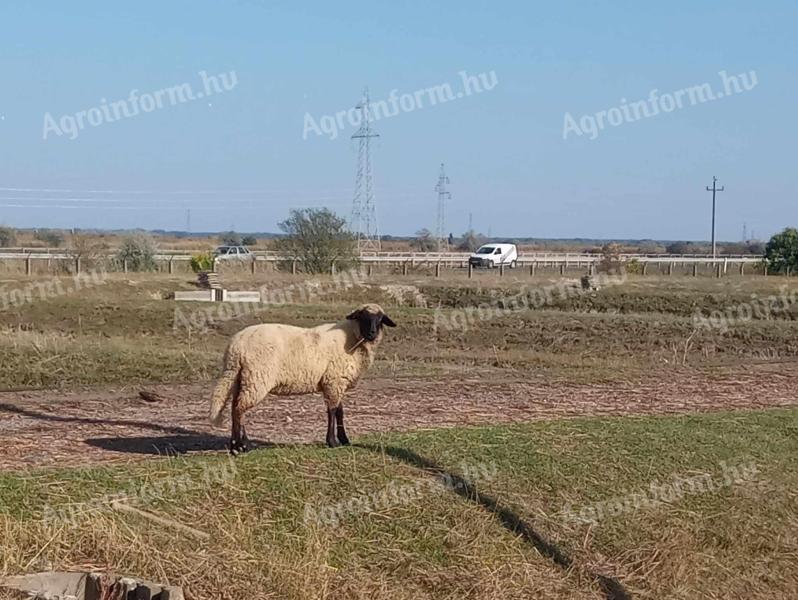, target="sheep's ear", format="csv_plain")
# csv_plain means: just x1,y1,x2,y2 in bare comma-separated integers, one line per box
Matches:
381,314,397,327
346,309,362,320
